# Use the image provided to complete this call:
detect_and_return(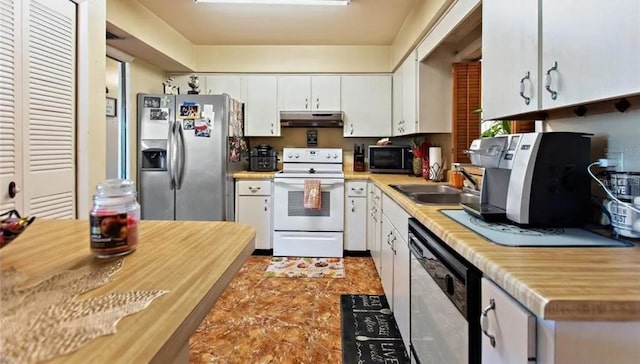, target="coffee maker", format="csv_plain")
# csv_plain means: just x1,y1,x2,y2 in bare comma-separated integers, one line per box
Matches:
462,132,591,226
